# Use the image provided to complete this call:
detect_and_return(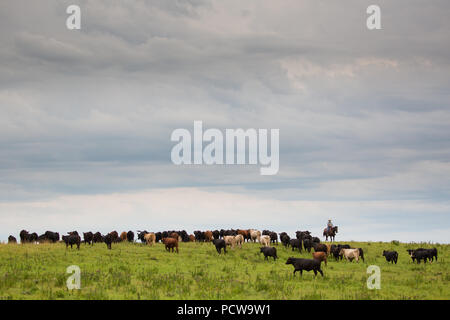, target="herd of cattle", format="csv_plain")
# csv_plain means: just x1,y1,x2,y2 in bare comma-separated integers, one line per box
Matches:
7,228,439,277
